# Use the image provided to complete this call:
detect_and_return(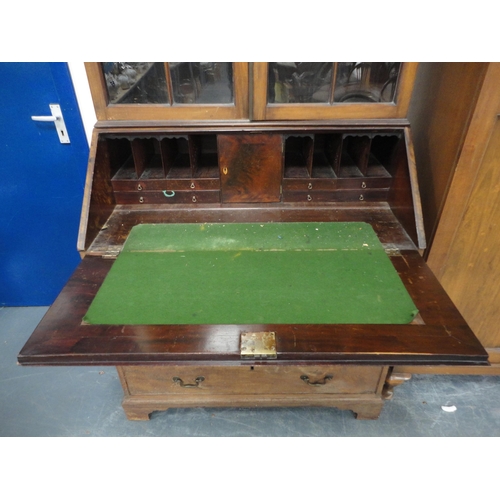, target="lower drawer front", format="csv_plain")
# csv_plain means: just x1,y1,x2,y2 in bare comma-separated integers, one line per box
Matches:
114,190,220,204
282,189,389,203
122,365,384,396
